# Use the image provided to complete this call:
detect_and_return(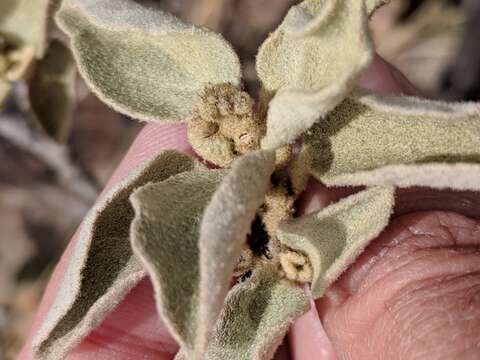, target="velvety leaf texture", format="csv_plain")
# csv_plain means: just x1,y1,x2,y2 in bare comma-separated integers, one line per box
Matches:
0,0,52,57
131,151,275,358
303,92,480,191
56,0,242,123
204,266,309,360
29,39,76,142
277,187,395,298
33,151,198,360
257,0,379,149
197,150,276,357
130,169,225,354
